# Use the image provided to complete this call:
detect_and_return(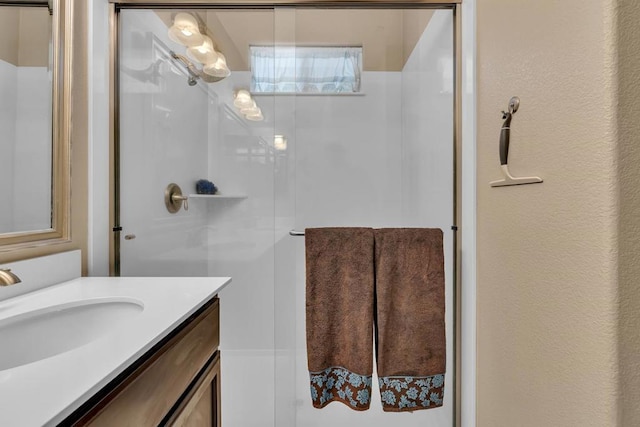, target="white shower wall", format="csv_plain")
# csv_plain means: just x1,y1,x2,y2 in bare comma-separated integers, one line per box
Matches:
14,67,52,233
0,60,51,234
203,73,276,352
206,71,410,427
203,72,278,427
